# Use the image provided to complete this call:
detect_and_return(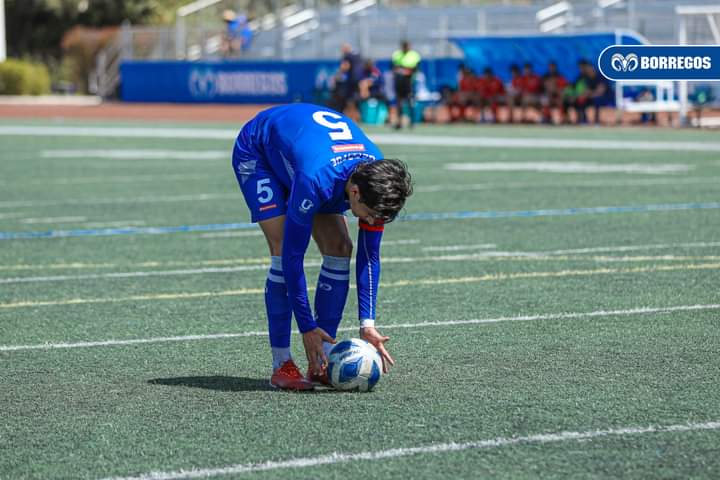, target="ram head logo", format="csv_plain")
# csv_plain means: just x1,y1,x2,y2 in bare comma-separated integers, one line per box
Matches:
610,53,639,72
